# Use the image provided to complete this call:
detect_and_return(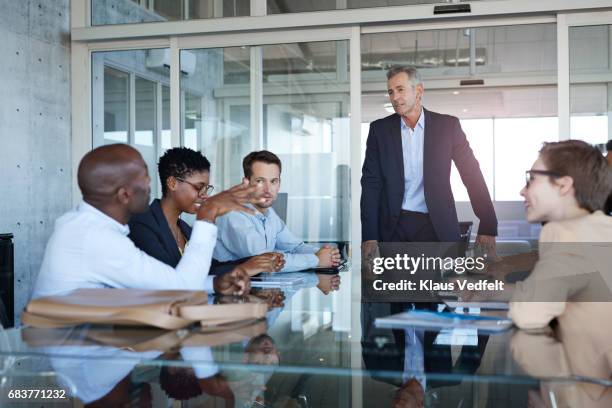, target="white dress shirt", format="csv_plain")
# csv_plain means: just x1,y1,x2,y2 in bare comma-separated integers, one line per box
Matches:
46,345,218,404
33,201,216,299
